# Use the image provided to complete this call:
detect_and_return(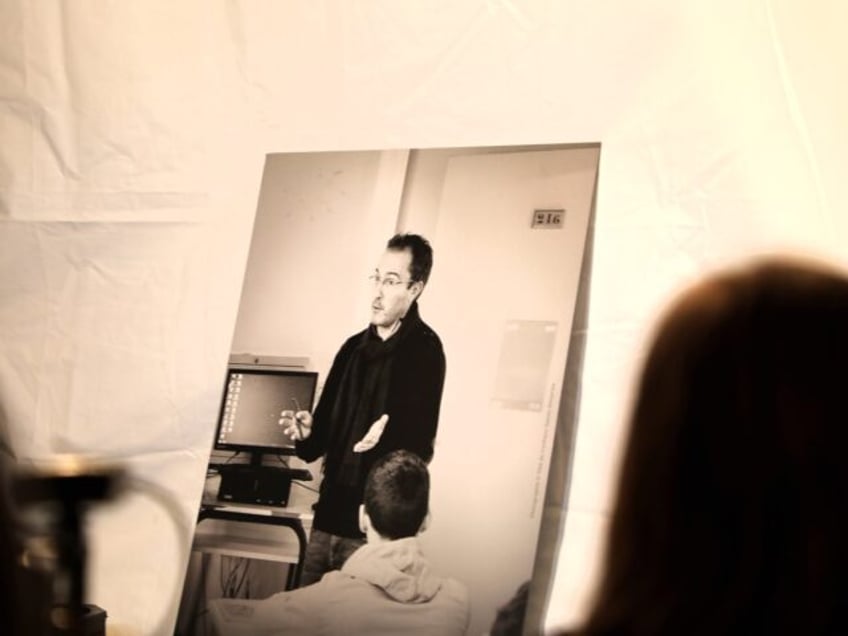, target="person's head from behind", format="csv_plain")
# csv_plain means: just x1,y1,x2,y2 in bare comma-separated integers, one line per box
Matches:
581,257,848,635
359,450,429,542
370,234,433,331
